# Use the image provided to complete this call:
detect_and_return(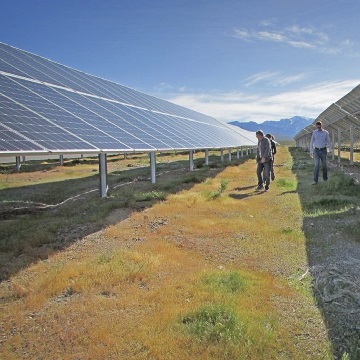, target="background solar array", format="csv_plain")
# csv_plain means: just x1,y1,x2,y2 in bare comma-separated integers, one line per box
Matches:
294,84,360,146
0,42,257,155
